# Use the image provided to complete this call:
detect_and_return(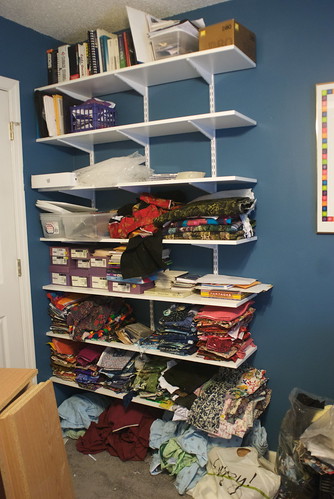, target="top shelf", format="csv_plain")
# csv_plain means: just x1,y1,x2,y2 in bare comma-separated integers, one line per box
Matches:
35,46,256,99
